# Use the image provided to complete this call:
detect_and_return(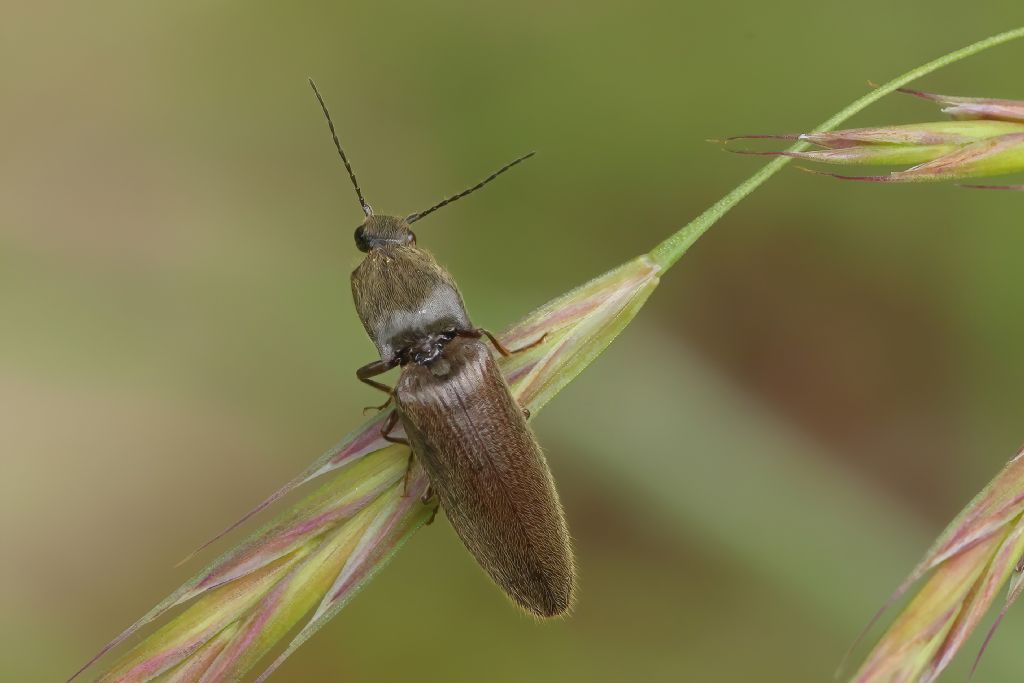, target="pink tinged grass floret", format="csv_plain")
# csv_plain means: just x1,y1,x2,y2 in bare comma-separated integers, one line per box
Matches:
726,91,1024,185
892,132,1024,180
74,255,663,683
803,132,1024,183
851,447,1024,683
897,87,1024,123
